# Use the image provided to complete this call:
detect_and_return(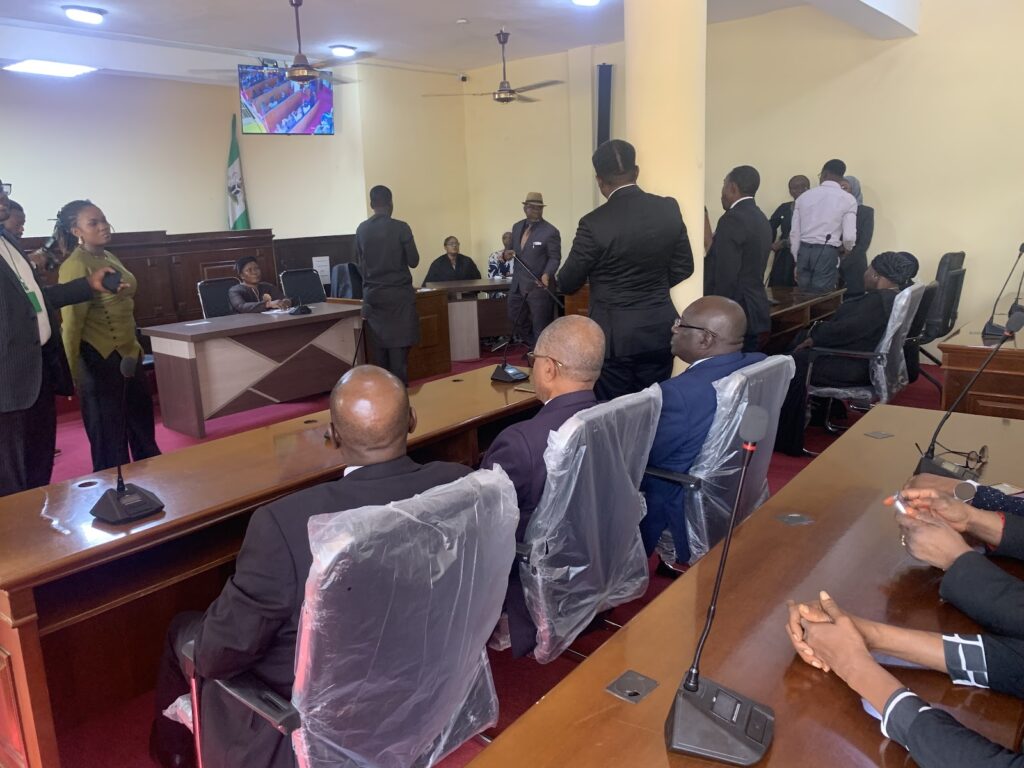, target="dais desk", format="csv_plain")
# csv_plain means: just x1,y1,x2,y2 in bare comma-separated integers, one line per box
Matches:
939,317,1024,419
424,279,515,361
